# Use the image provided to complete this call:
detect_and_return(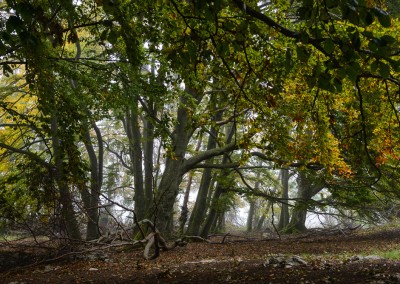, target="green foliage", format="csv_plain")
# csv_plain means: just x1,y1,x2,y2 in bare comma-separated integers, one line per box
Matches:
1,0,400,235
